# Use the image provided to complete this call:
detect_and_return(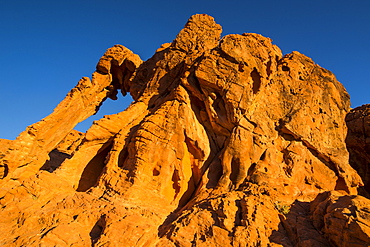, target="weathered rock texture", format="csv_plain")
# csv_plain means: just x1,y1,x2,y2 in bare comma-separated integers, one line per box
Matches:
346,104,370,197
0,14,369,246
